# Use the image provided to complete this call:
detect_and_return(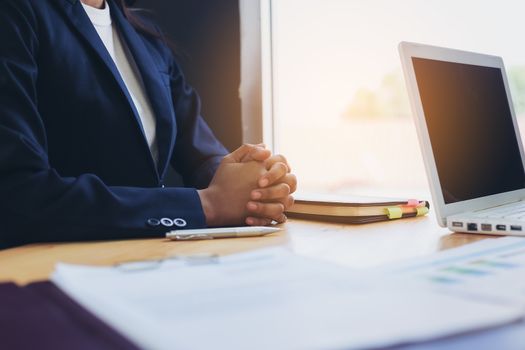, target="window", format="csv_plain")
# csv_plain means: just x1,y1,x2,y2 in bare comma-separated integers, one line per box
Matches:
241,0,525,199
